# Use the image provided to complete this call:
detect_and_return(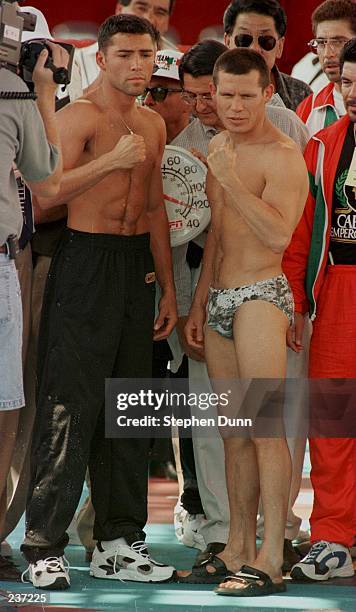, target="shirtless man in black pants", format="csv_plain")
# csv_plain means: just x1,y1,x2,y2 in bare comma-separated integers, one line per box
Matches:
21,15,177,589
